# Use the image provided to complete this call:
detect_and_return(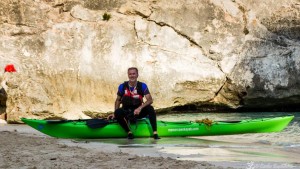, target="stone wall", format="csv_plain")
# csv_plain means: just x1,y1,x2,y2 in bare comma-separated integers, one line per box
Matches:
1,0,300,123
